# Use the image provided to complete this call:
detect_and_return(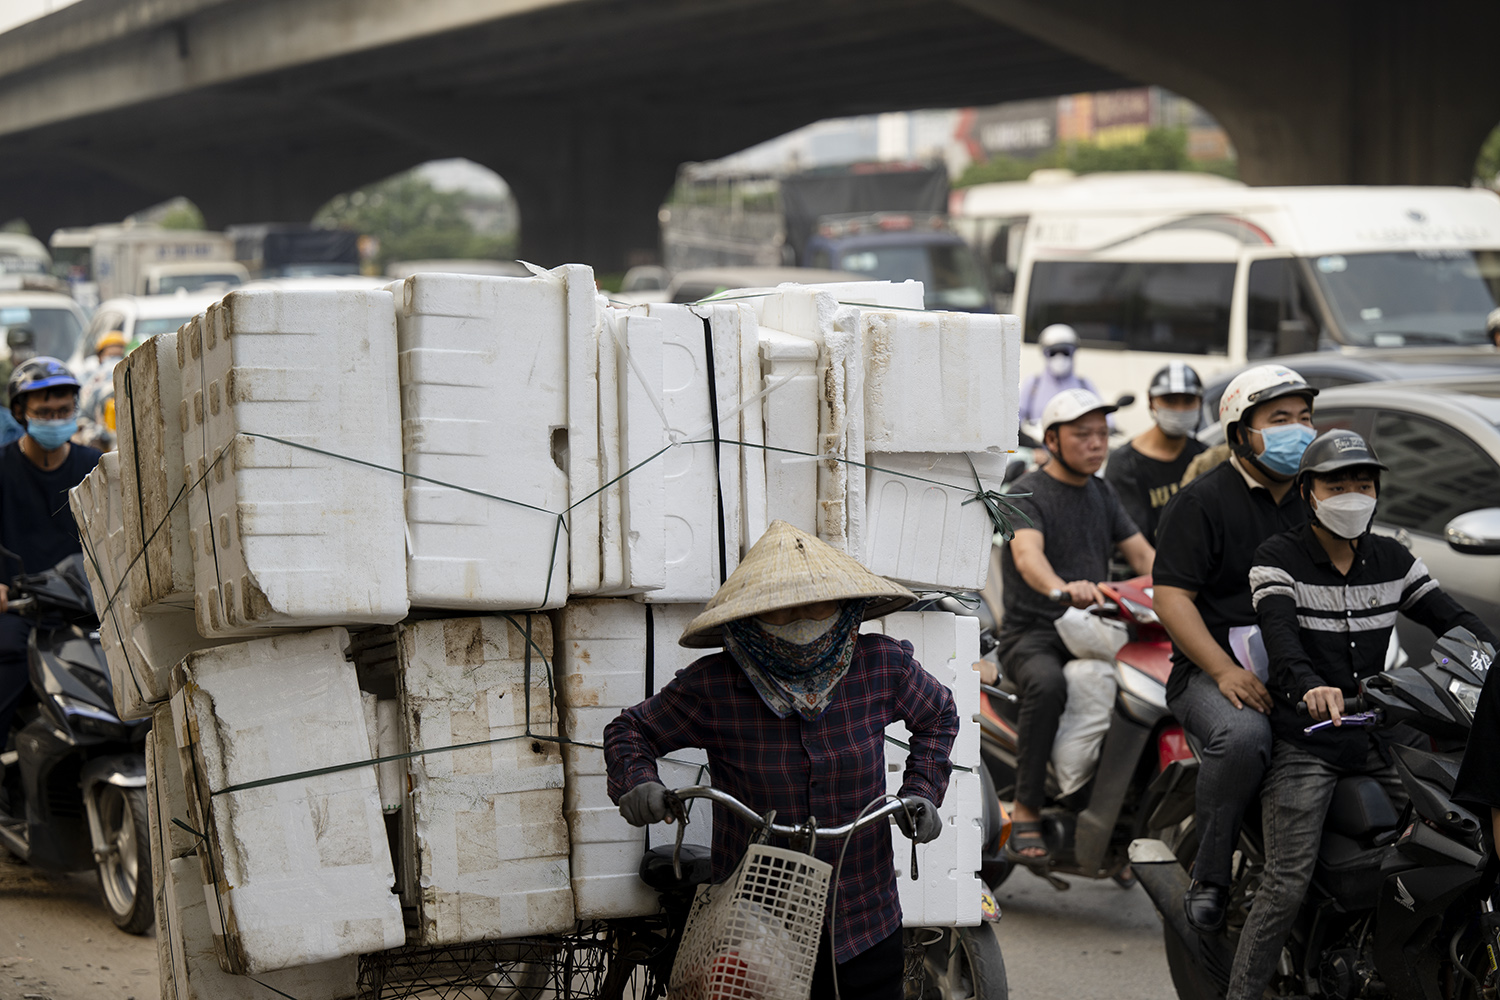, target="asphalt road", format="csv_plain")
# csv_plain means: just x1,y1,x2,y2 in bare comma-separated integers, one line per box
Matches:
993,866,1175,1000
0,850,157,1000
